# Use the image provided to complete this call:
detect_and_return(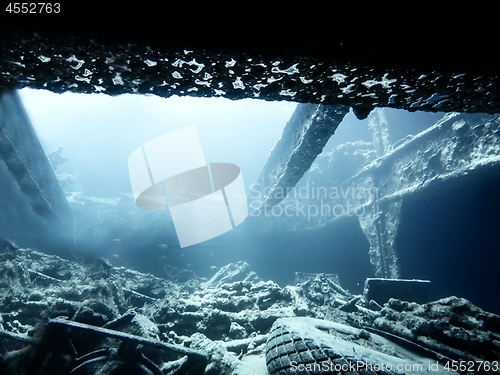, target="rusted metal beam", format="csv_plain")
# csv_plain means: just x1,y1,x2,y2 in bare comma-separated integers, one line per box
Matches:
47,318,208,361
250,104,349,210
